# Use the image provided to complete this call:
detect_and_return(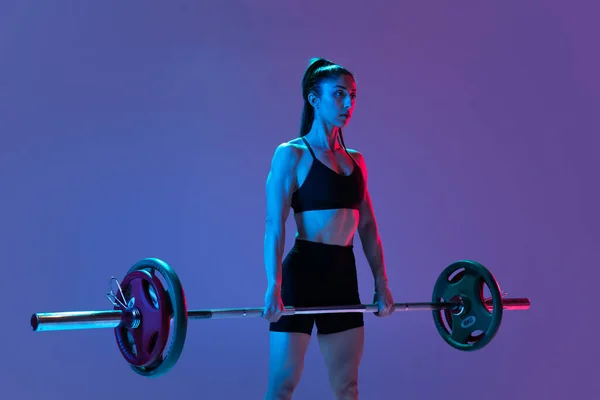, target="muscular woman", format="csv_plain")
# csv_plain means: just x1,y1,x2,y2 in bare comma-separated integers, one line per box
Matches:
263,57,395,400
